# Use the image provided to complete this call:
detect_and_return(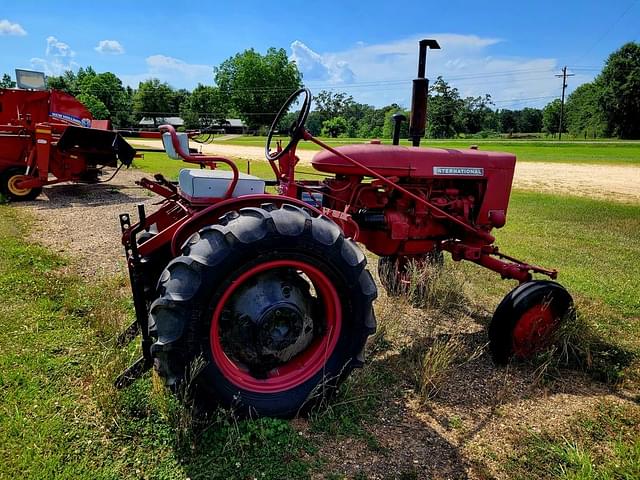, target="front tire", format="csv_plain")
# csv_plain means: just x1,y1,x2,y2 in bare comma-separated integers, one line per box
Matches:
150,203,377,417
0,167,42,201
488,280,574,364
